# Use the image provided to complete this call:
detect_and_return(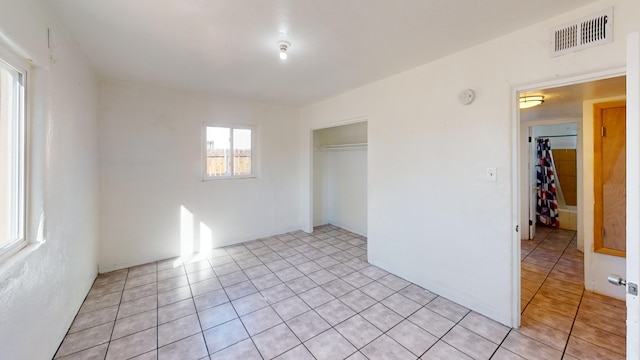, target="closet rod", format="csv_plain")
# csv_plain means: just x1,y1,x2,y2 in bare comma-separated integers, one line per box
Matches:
535,134,577,139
